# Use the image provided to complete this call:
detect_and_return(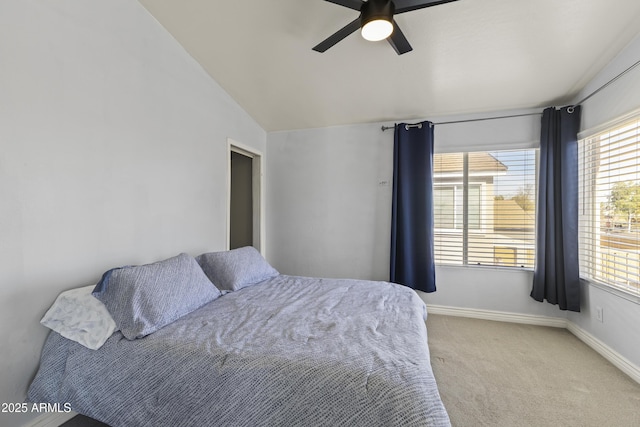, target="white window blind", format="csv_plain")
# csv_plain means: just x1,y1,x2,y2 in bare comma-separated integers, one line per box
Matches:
579,116,640,297
433,149,537,268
